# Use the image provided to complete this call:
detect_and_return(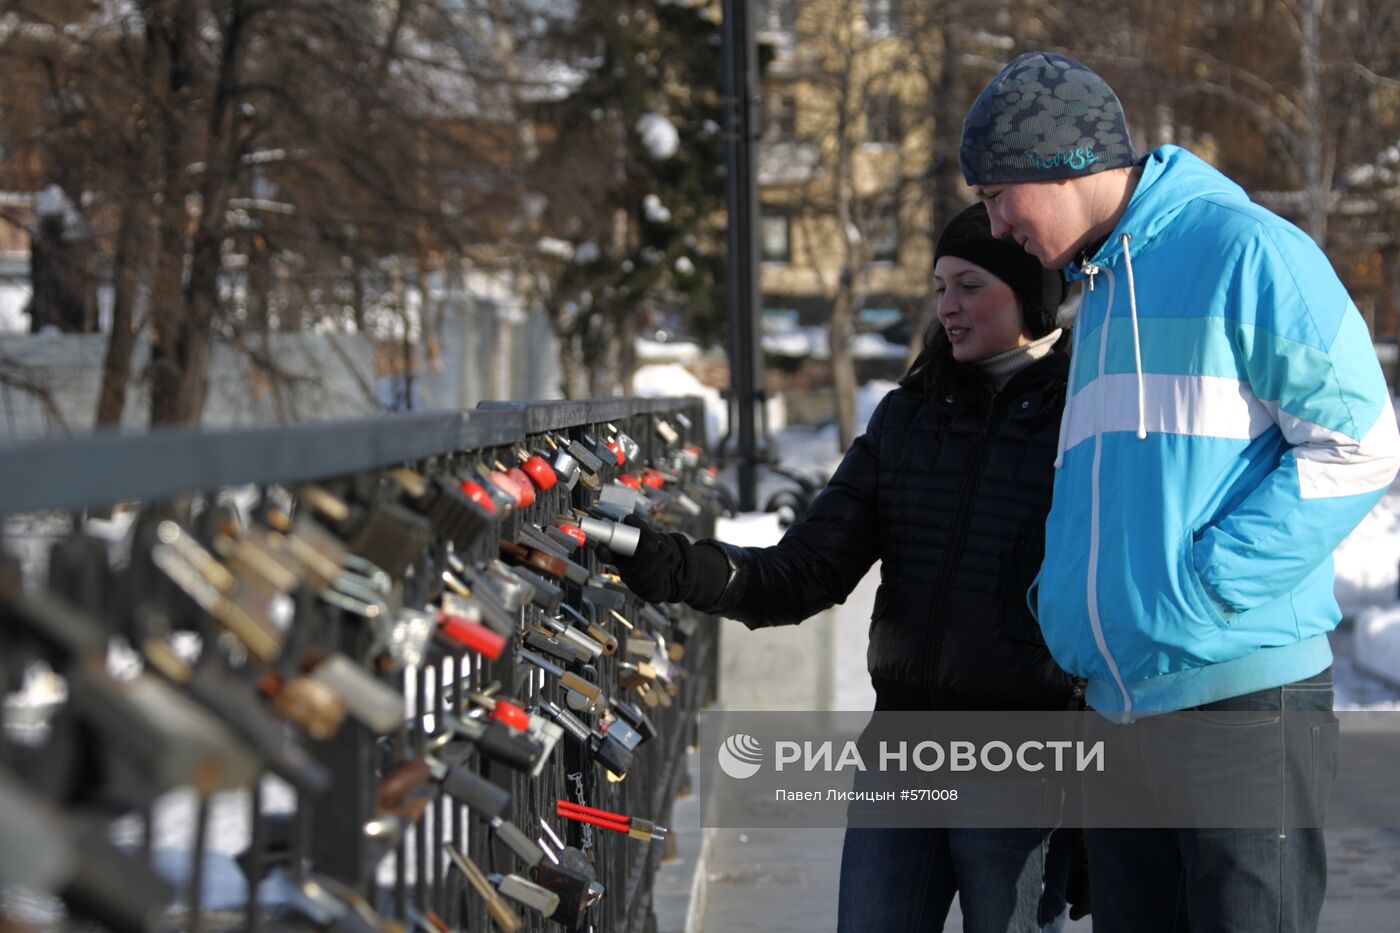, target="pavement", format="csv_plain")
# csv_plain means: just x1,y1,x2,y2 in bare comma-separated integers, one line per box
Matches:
694,824,1400,932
